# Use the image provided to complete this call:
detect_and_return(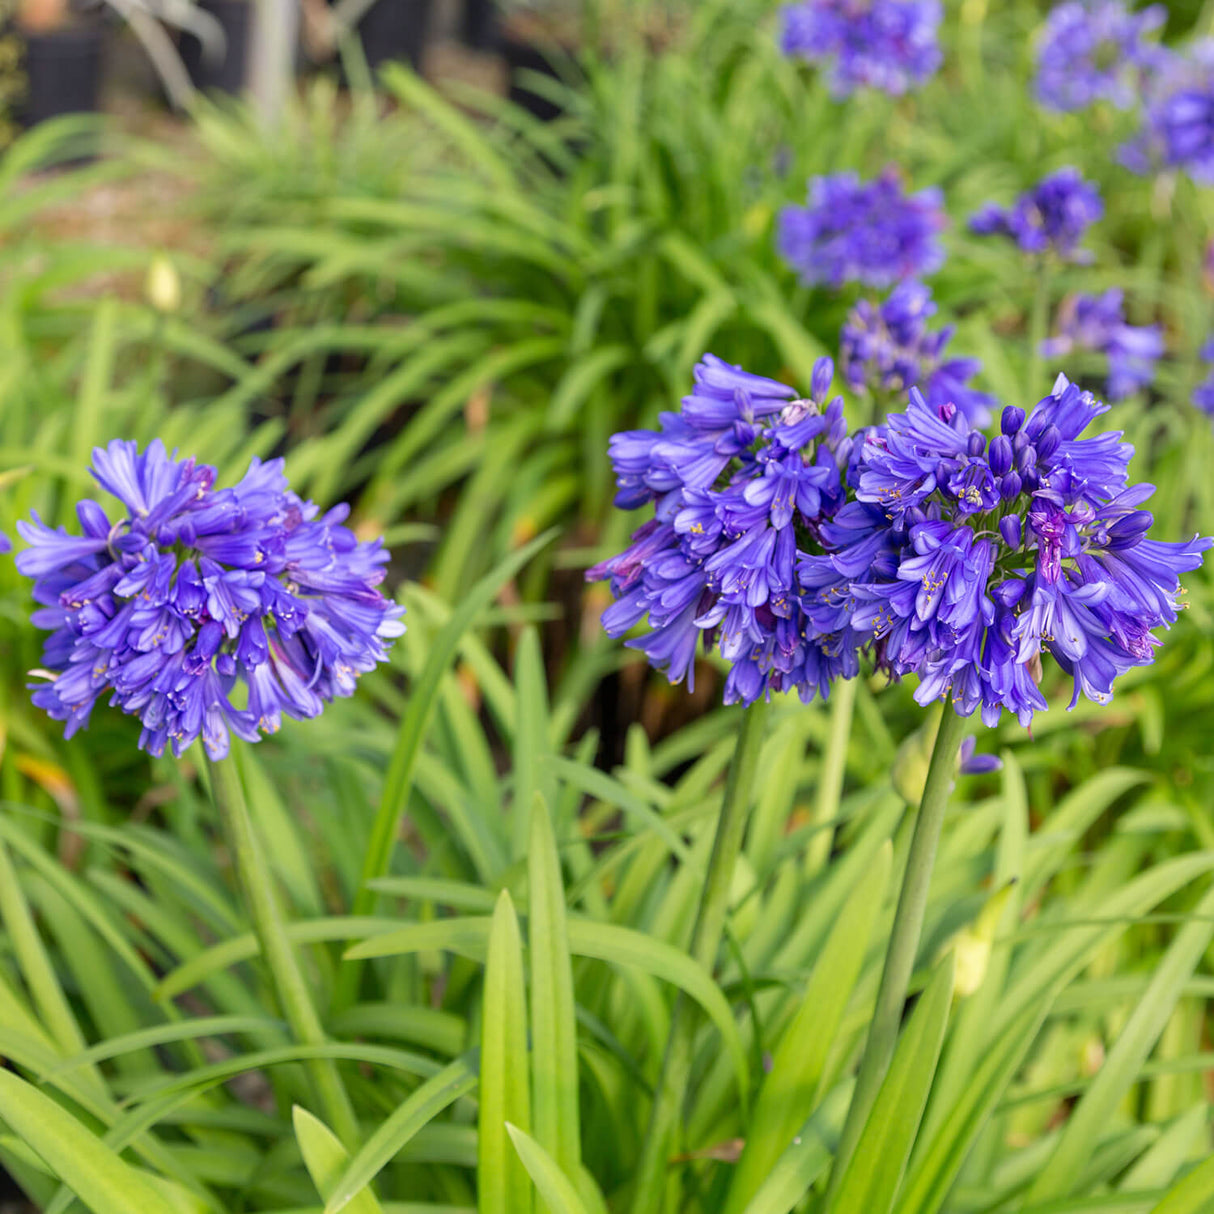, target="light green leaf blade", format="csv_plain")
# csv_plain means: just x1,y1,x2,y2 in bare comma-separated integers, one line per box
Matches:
1149,1154,1214,1214
506,1123,592,1214
528,794,581,1178
324,1057,477,1214
725,839,892,1214
893,1000,1048,1214
740,1082,852,1214
829,956,955,1214
1028,878,1214,1205
0,1070,182,1214
480,890,532,1214
346,915,747,1101
294,1106,384,1214
564,918,750,1106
